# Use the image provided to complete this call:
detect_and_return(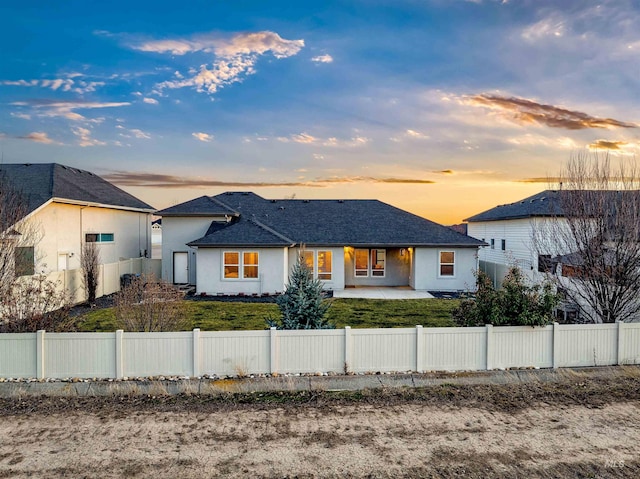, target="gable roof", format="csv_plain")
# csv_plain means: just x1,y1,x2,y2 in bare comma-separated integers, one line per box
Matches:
156,195,238,217
465,190,563,223
163,191,484,248
0,163,154,218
